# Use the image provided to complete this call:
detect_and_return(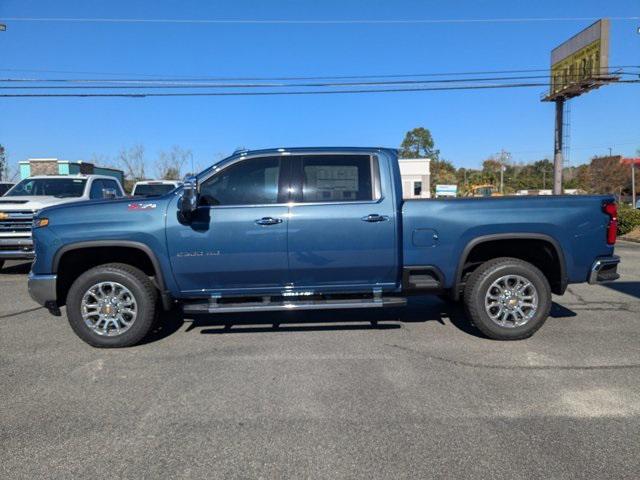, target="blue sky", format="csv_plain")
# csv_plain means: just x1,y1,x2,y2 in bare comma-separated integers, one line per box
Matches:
0,0,638,176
